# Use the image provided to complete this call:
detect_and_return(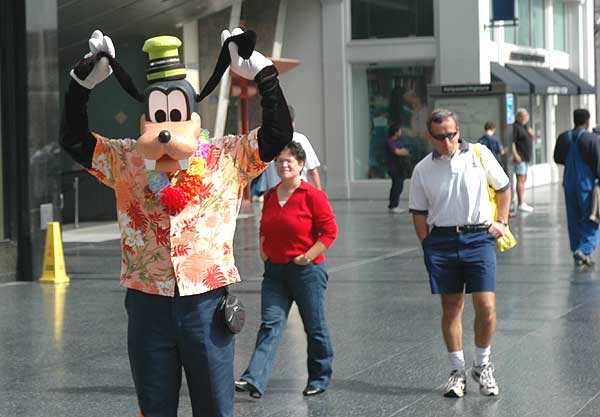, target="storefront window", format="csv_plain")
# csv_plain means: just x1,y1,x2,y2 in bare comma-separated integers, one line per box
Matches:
517,0,530,46
351,0,434,40
553,0,566,51
505,0,545,48
352,65,434,179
